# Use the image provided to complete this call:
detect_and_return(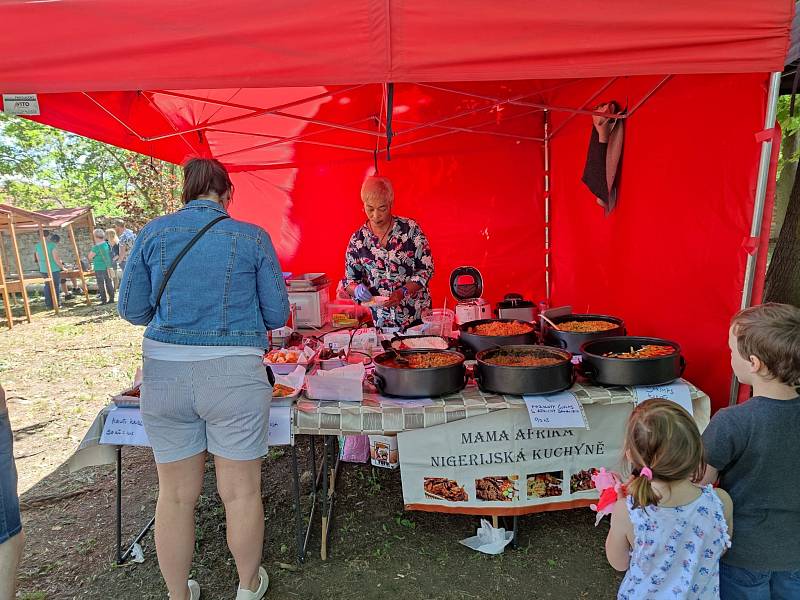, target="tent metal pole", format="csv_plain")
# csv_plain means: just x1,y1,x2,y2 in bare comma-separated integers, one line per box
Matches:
626,75,672,117
548,78,619,139
729,70,782,407
392,119,544,141
143,85,365,142
544,110,551,304
82,93,146,141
